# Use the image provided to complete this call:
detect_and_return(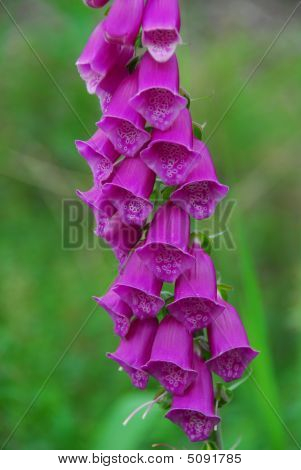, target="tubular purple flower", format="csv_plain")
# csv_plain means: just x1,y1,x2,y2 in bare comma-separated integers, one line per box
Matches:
113,249,164,319
75,129,120,187
100,212,142,265
130,52,187,131
166,354,220,442
98,71,151,157
102,157,155,227
168,243,224,332
207,298,259,382
137,202,195,283
103,0,144,46
83,0,110,7
93,285,132,337
140,108,199,185
107,318,158,389
171,140,229,220
142,0,182,63
97,65,129,114
76,22,134,95
76,187,116,221
142,316,197,395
